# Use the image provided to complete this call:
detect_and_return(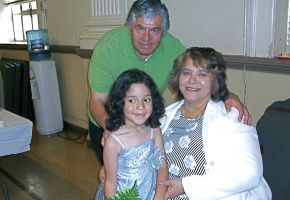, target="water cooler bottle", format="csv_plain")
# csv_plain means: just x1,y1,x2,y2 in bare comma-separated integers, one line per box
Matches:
26,29,63,135
29,60,63,135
